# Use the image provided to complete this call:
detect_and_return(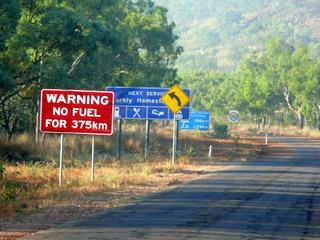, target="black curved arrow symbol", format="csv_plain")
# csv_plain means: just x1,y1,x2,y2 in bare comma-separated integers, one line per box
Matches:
169,92,181,106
